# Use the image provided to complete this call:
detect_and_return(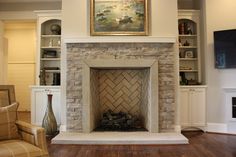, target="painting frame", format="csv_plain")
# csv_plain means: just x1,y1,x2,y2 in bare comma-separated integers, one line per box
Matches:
90,0,149,36
185,50,194,58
